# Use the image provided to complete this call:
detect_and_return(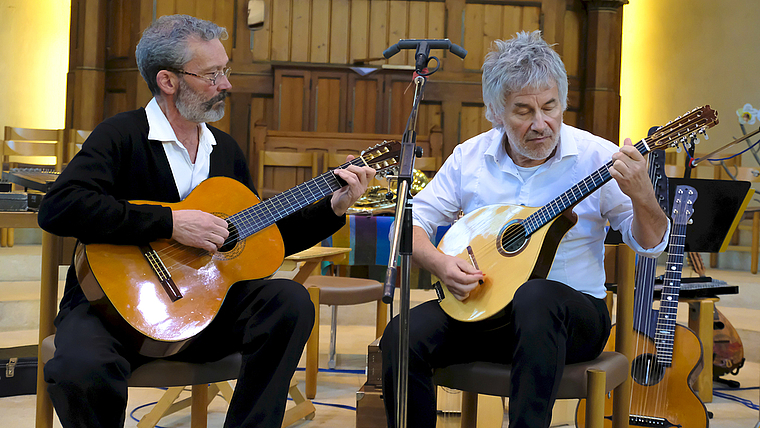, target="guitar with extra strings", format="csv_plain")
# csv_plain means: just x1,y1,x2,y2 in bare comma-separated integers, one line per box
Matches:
436,106,718,322
576,185,708,428
75,141,401,357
